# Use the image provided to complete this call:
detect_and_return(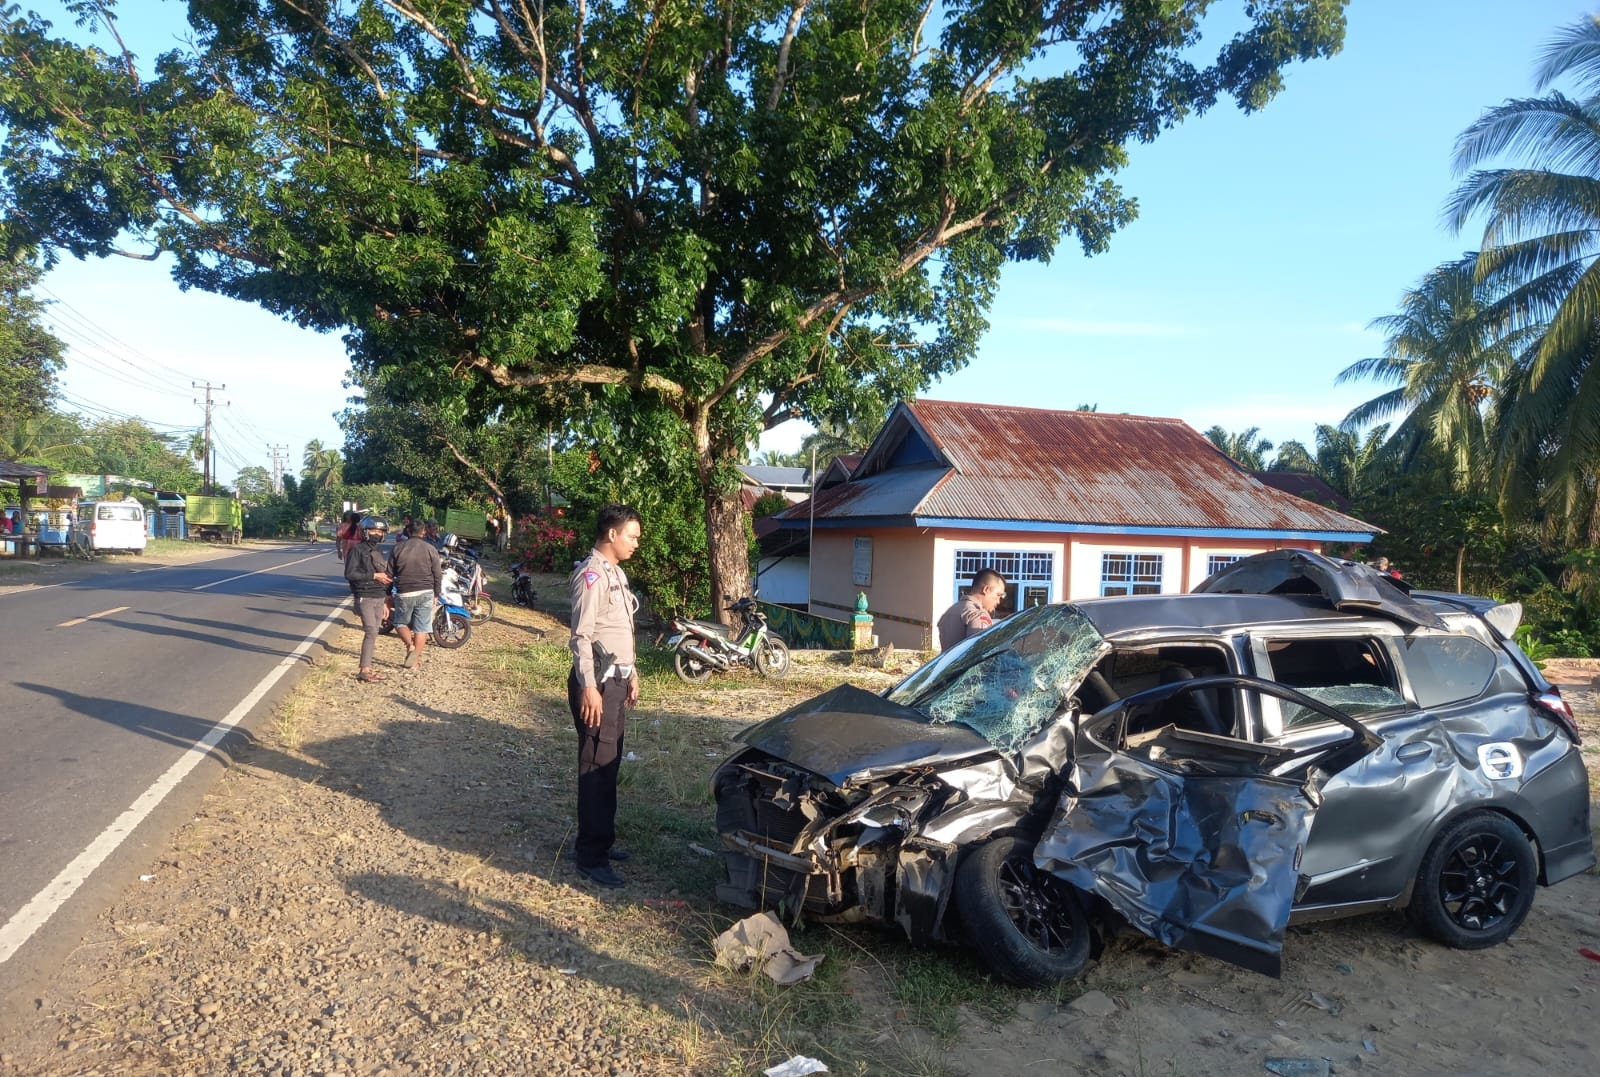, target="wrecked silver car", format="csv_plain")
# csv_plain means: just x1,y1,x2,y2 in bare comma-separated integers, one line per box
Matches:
713,551,1594,985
